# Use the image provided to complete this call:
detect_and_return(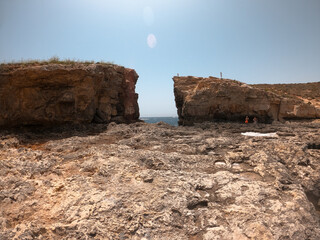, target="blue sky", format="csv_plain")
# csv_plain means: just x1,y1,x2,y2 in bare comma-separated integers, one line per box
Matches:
1,0,320,117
